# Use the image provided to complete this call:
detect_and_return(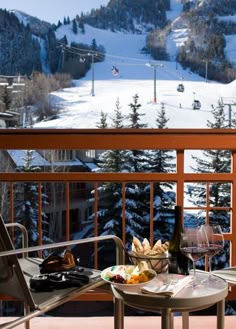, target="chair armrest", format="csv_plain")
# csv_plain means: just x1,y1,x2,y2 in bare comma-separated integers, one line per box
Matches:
5,223,29,258
0,235,125,266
